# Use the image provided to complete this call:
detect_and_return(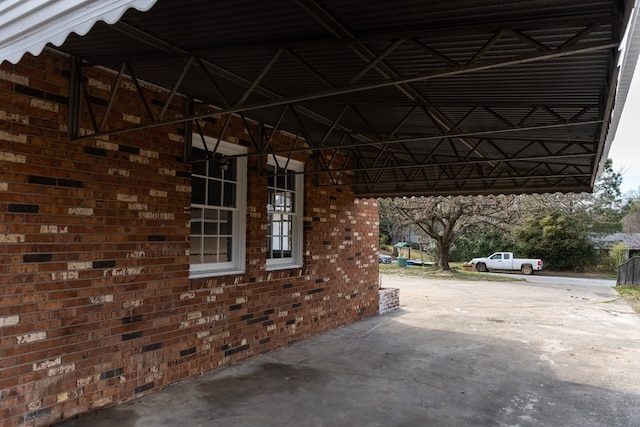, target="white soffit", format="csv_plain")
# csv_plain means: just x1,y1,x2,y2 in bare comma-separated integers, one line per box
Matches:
0,0,157,64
